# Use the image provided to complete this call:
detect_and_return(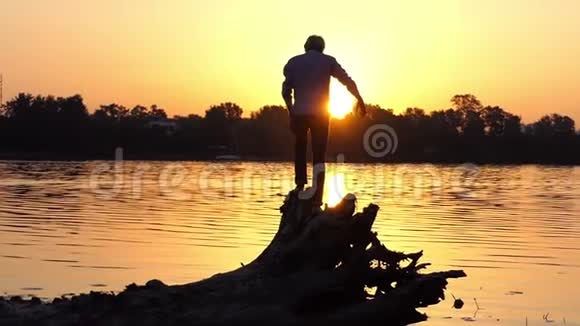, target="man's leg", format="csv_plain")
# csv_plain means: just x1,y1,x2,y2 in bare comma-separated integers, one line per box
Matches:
291,115,308,188
310,115,330,206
